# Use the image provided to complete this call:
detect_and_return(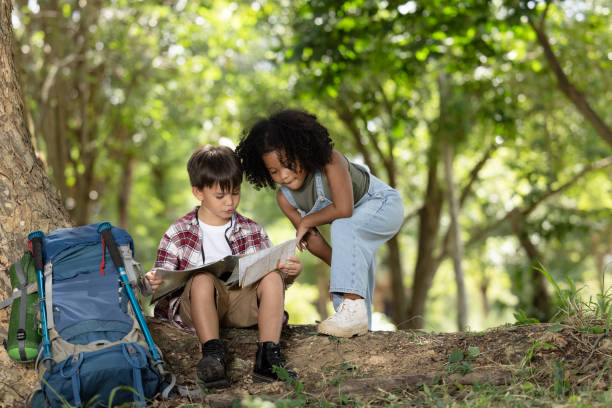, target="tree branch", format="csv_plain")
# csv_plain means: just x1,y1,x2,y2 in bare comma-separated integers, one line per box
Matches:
528,15,612,148
459,143,498,206
466,155,612,248
332,97,377,174
400,206,420,230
